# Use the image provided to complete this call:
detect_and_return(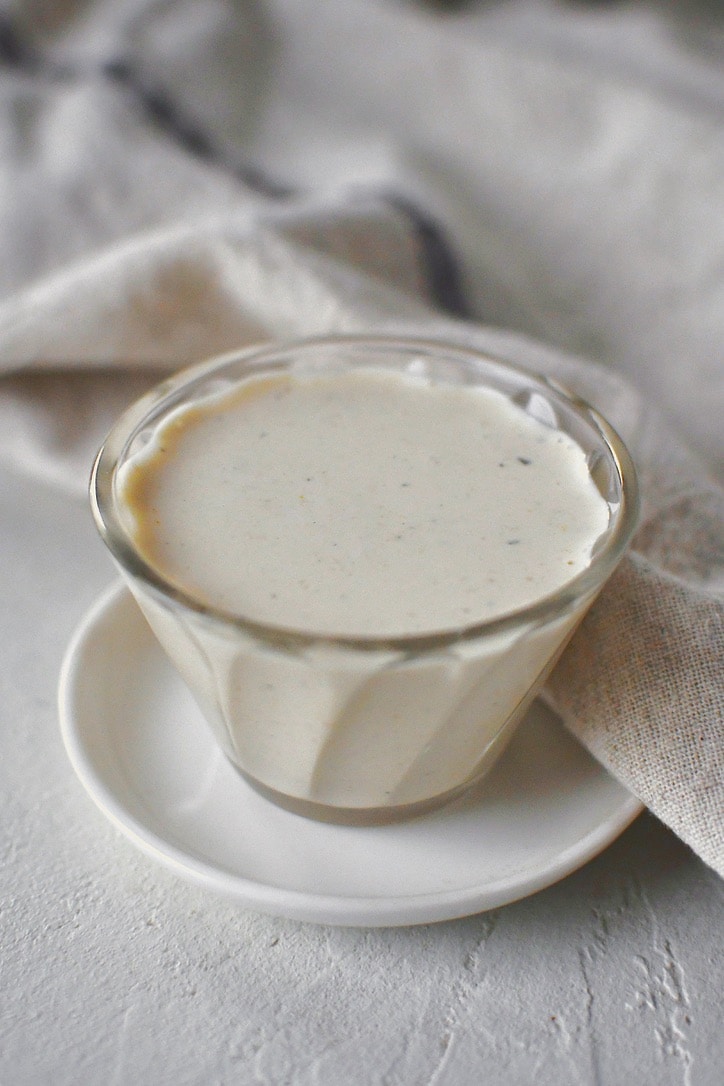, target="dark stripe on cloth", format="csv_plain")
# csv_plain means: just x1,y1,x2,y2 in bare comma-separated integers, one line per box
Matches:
385,195,469,318
0,18,468,318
